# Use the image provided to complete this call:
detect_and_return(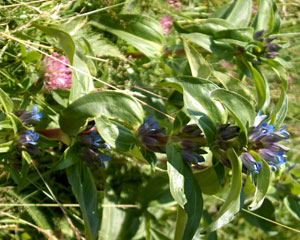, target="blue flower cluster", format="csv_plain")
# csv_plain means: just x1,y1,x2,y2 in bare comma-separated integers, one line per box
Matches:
78,131,111,168
138,116,168,153
241,111,290,173
138,117,207,167
16,105,43,126
15,105,42,155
